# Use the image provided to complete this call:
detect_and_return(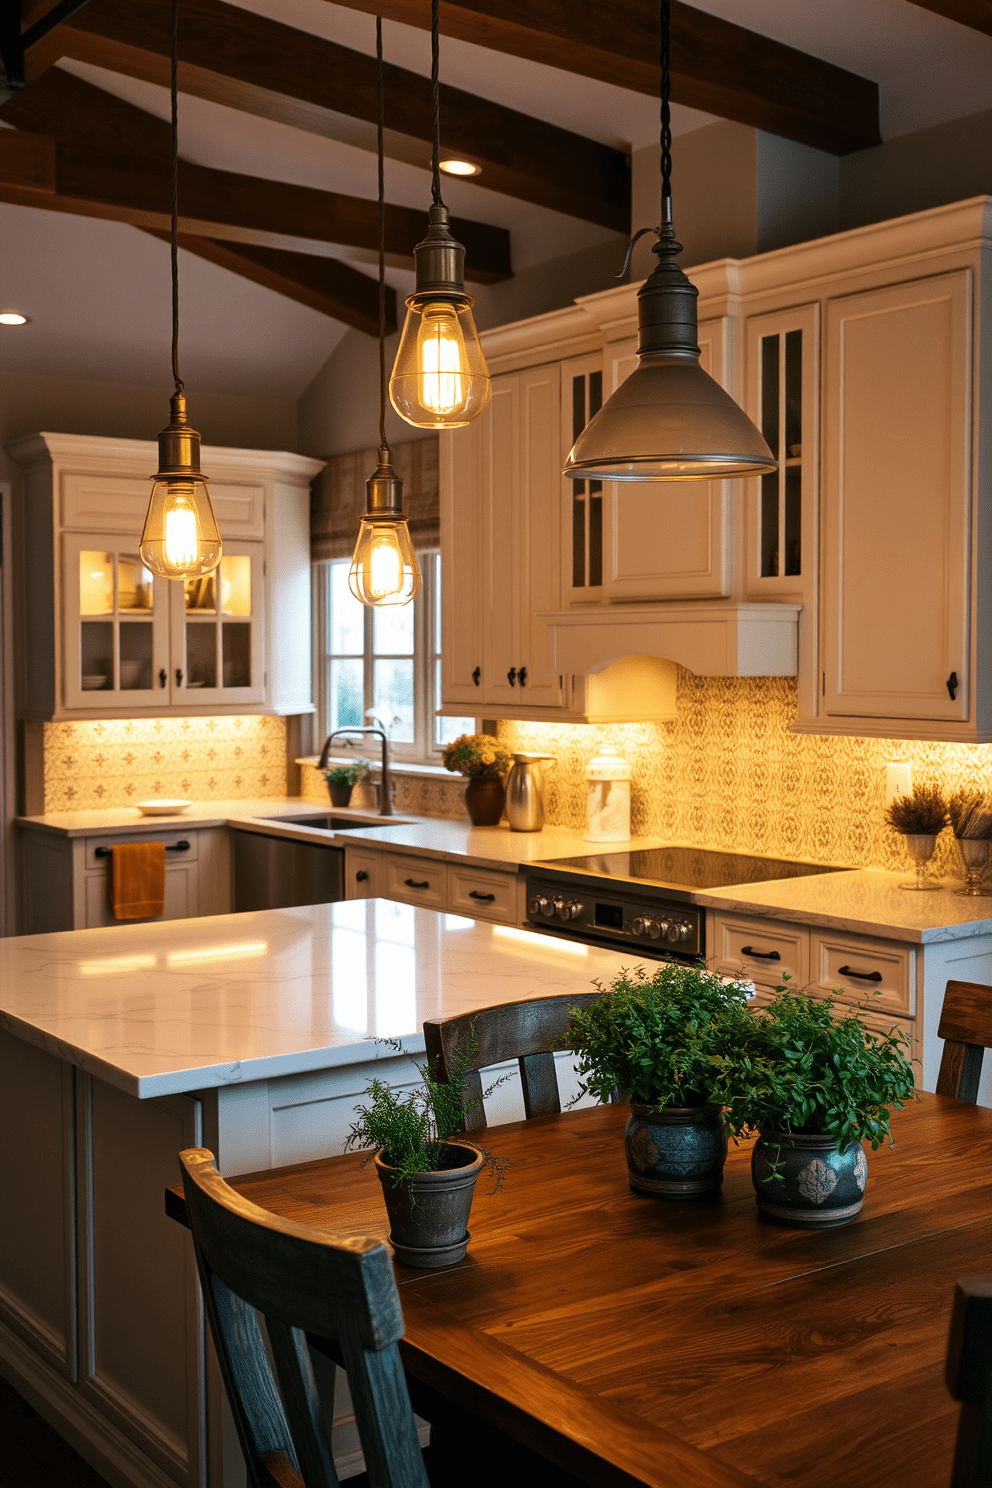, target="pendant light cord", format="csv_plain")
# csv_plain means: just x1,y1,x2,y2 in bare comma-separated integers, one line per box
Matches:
430,0,444,207
377,15,388,453
659,0,672,225
171,0,183,395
